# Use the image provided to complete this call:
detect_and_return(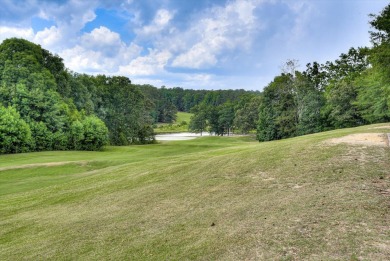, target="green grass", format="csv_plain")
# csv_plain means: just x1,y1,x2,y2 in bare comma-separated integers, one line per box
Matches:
1,124,389,260
177,111,192,123
154,112,193,133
